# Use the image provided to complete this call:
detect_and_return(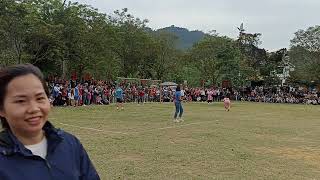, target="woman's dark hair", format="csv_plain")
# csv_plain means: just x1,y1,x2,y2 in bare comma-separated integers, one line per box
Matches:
176,85,181,92
0,64,49,129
